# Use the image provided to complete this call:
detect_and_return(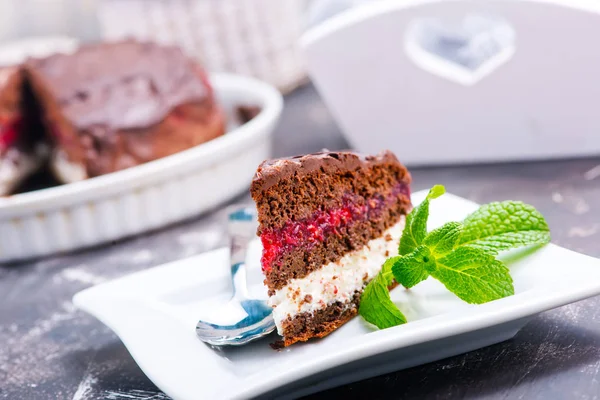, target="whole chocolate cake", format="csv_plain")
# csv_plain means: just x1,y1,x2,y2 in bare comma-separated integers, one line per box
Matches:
25,40,226,181
251,150,412,346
